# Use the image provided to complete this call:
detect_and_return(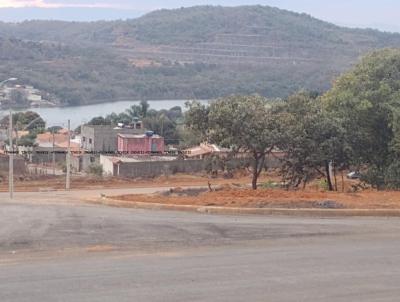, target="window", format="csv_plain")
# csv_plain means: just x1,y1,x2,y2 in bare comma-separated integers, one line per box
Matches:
89,138,92,144
82,136,86,142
